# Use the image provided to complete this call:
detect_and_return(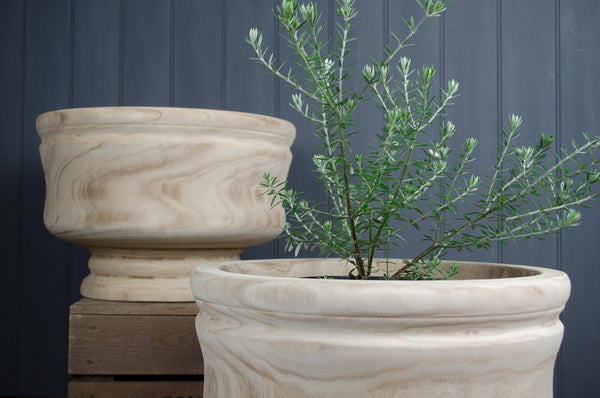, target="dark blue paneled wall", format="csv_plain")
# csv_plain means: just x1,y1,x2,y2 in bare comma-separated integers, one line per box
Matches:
1,1,598,396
